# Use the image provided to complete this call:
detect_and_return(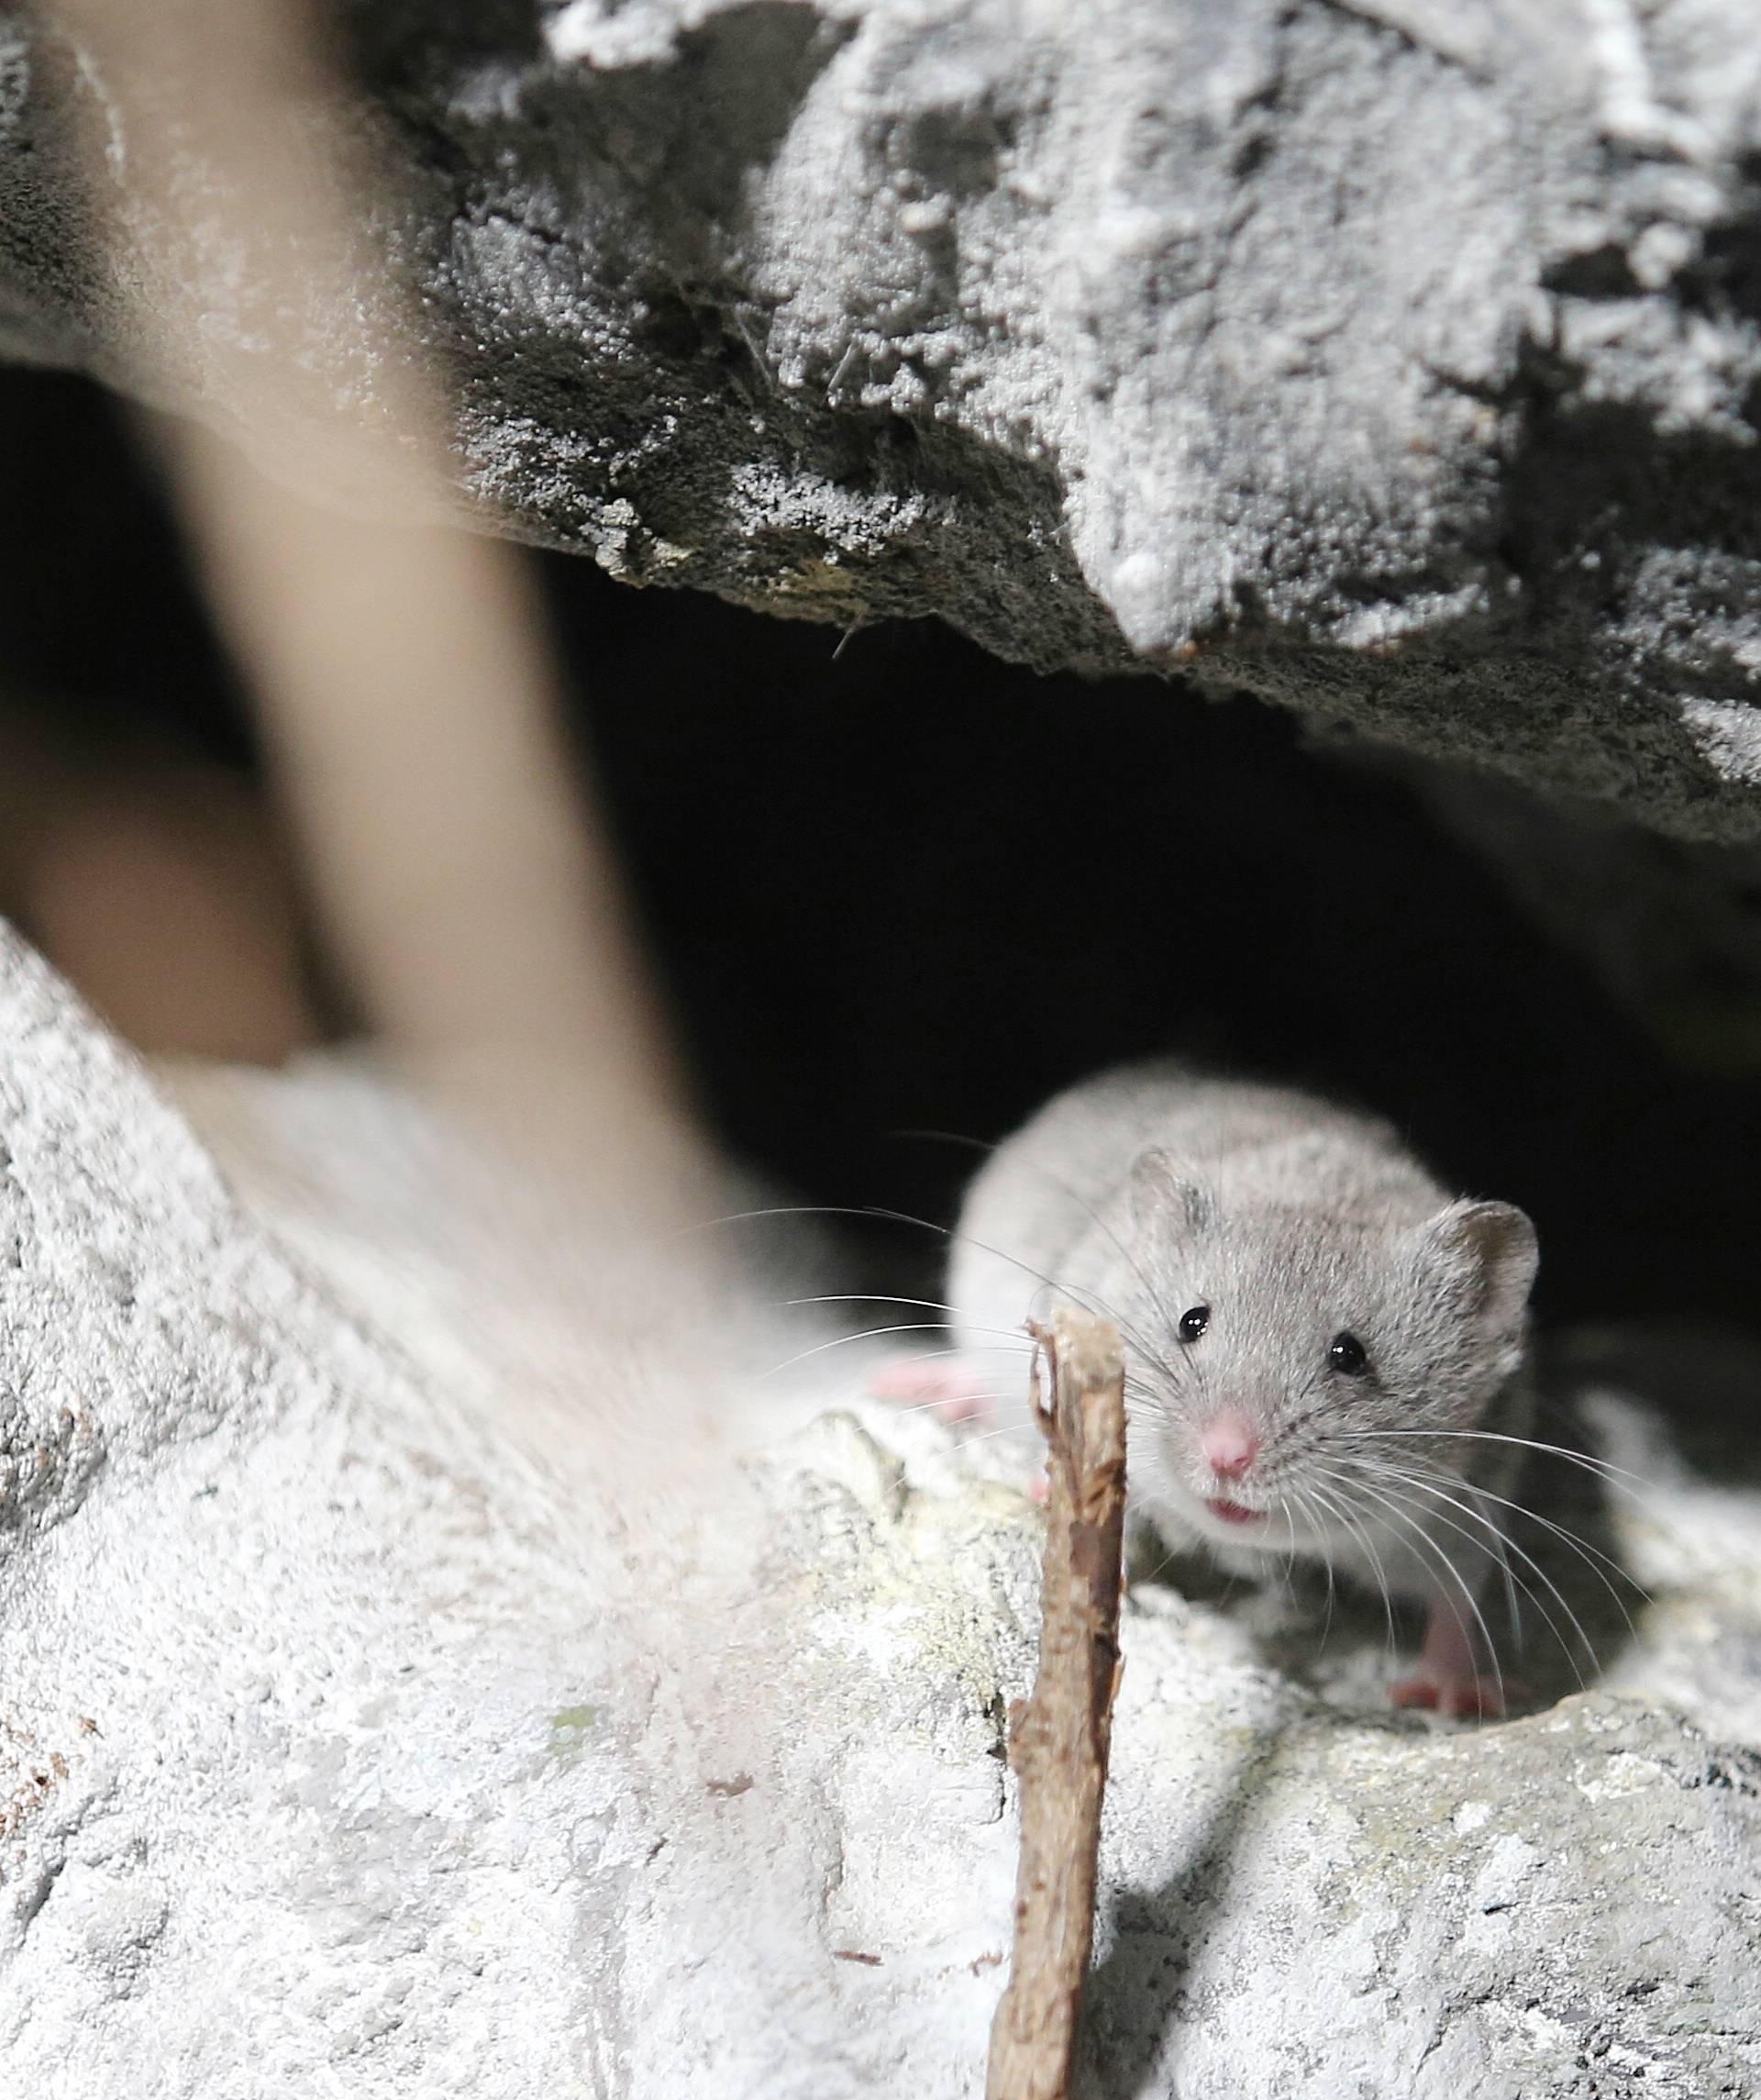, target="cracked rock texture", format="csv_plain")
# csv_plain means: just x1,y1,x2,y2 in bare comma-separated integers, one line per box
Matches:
0,932,1757,2094
8,4,1761,831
